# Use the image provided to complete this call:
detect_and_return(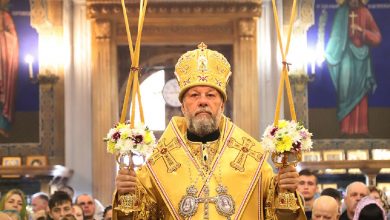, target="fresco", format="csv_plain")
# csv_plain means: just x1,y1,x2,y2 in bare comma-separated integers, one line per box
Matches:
0,0,39,143
307,0,390,139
